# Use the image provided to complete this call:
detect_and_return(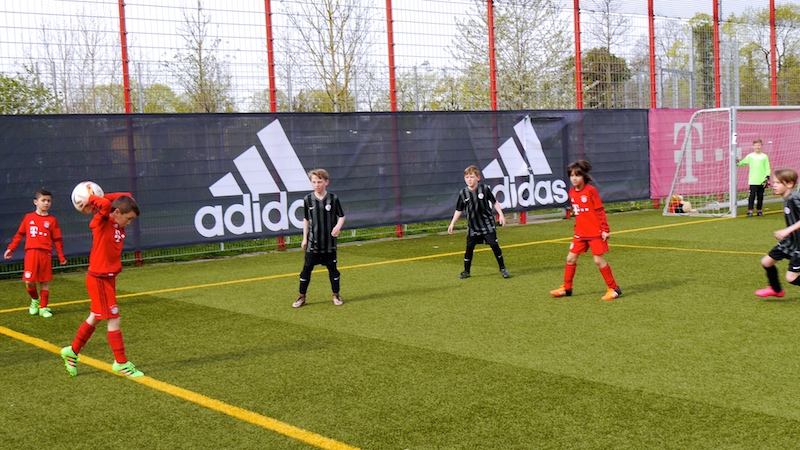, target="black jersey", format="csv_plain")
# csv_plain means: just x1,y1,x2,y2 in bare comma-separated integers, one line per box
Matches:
778,191,800,256
455,184,498,236
304,192,344,253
